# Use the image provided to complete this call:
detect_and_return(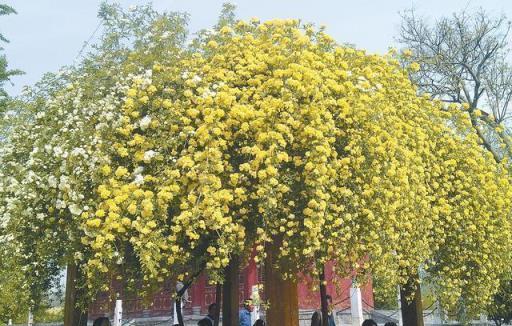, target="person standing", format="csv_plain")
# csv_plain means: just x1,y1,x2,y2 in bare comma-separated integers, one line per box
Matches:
326,295,336,326
239,299,253,326
311,311,323,326
173,281,189,326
